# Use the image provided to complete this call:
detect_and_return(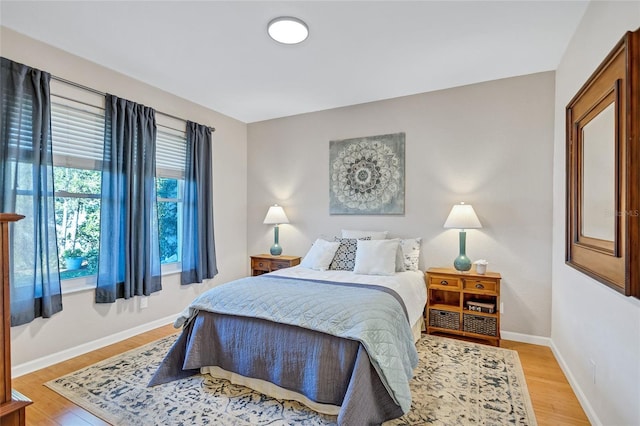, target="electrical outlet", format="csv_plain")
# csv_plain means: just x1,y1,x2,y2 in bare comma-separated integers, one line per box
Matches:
500,302,504,314
140,296,149,309
590,359,596,384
